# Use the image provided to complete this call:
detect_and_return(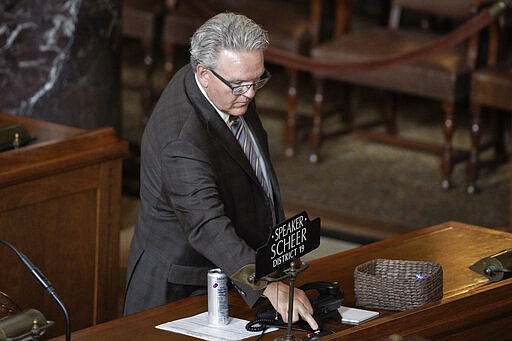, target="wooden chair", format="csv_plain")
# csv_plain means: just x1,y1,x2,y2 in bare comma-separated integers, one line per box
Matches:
121,0,166,123
466,10,512,194
467,63,512,194
309,0,487,189
161,0,203,82
160,0,339,157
